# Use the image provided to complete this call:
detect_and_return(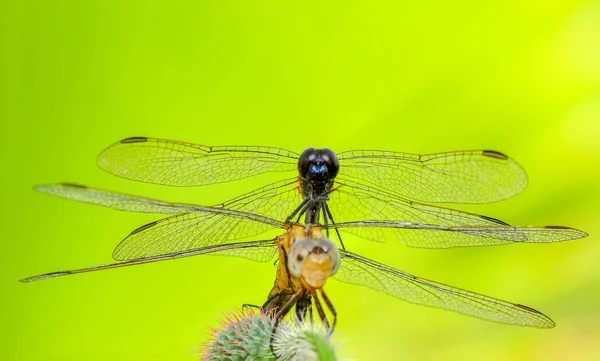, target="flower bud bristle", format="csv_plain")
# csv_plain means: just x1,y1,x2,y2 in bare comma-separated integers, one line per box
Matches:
202,309,338,361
